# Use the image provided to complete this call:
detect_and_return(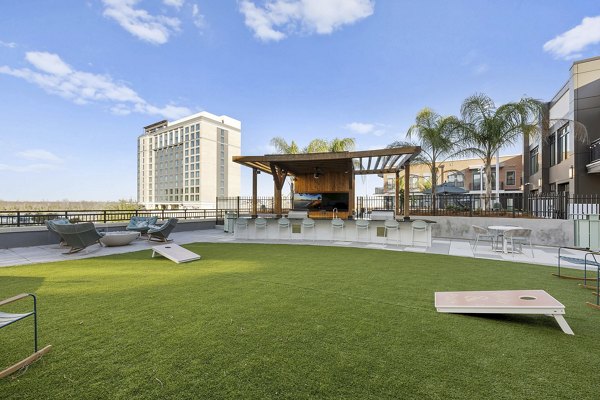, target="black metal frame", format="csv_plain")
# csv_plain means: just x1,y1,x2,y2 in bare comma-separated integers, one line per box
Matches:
0,293,38,353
